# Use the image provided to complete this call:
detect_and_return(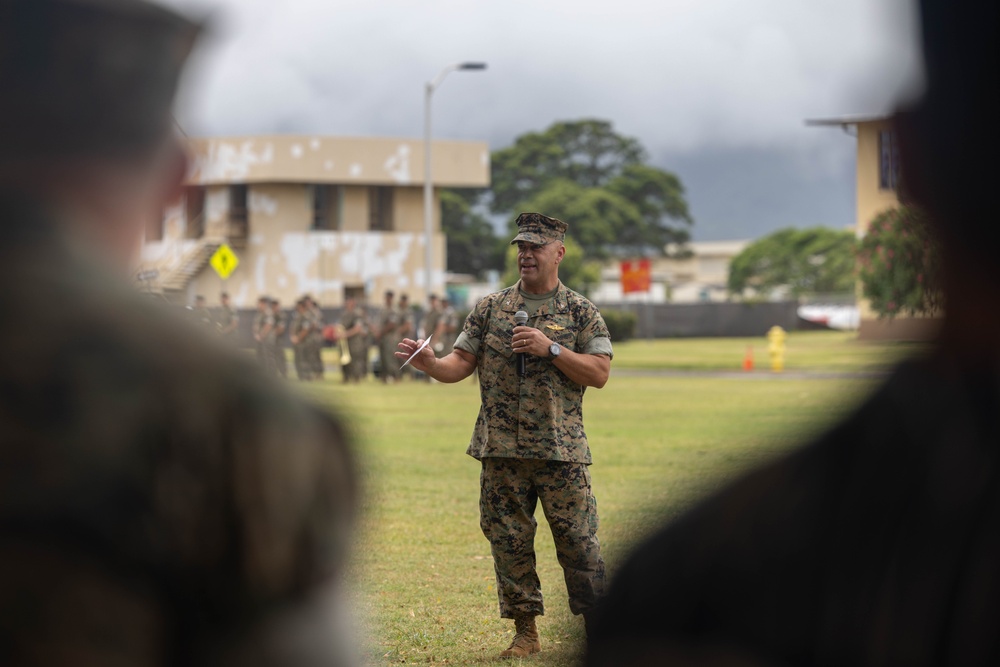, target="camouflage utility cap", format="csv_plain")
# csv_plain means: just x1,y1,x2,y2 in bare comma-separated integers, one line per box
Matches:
0,0,201,161
510,212,568,246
